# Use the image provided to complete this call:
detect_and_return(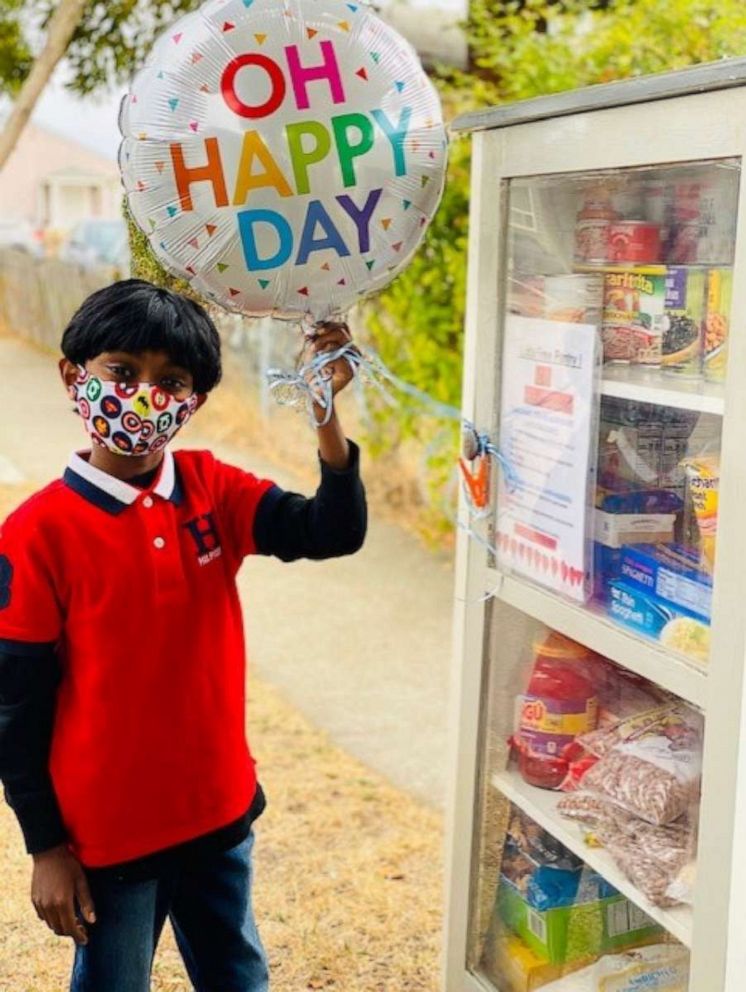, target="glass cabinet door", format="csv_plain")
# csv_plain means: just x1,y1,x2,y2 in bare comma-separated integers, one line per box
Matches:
465,158,740,992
